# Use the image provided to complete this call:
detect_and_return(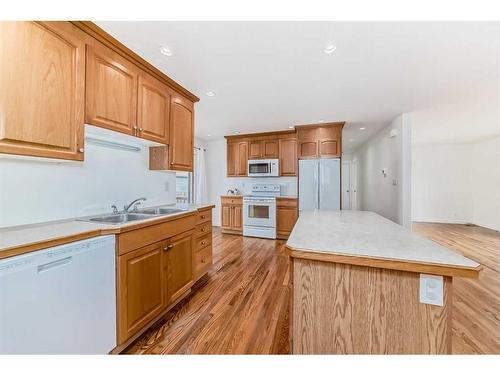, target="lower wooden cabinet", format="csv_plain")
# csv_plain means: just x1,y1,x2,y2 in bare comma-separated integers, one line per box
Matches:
165,230,194,303
117,241,165,345
116,208,214,347
221,196,243,234
276,197,298,239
